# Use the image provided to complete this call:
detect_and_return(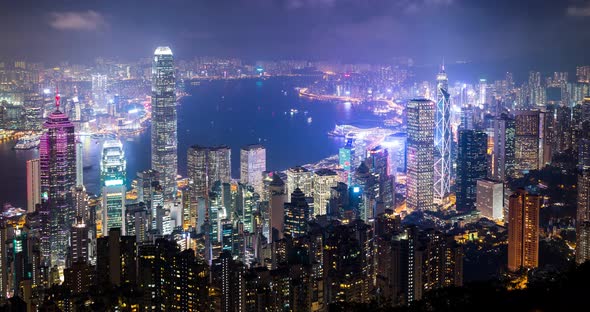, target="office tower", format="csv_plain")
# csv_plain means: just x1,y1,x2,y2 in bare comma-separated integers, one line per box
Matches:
72,186,88,220
460,105,474,130
101,140,127,236
151,46,177,200
137,169,159,208
284,188,309,237
493,114,516,182
102,186,126,236
577,65,590,83
70,220,89,264
456,130,488,212
124,202,150,242
514,110,545,175
339,138,355,183
268,174,286,242
478,79,487,106
238,183,258,233
434,65,452,205
76,140,83,187
476,179,504,220
312,169,338,216
26,159,40,213
576,139,590,264
286,166,313,197
507,188,540,272
91,73,108,107
39,91,77,267
240,144,266,194
554,105,572,154
187,145,231,199
406,99,435,211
